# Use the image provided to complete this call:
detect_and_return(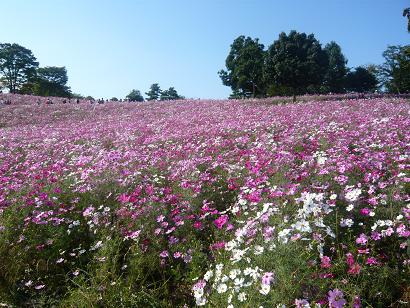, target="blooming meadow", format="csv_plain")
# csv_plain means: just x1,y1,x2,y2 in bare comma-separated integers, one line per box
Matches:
0,95,409,307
